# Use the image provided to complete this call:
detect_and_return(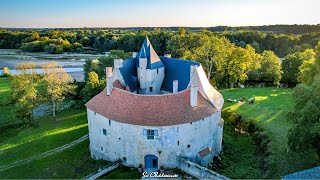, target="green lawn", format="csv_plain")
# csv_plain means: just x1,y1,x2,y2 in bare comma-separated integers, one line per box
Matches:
0,139,109,179
99,166,141,179
0,77,112,178
0,77,19,126
0,107,111,178
0,108,88,166
220,87,318,178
